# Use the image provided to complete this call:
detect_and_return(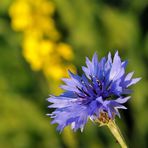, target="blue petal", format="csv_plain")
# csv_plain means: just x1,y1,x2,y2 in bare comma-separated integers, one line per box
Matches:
48,96,77,108
104,52,112,74
50,104,88,132
115,96,131,104
125,72,134,81
121,60,128,68
127,78,141,87
60,91,76,98
109,51,122,81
